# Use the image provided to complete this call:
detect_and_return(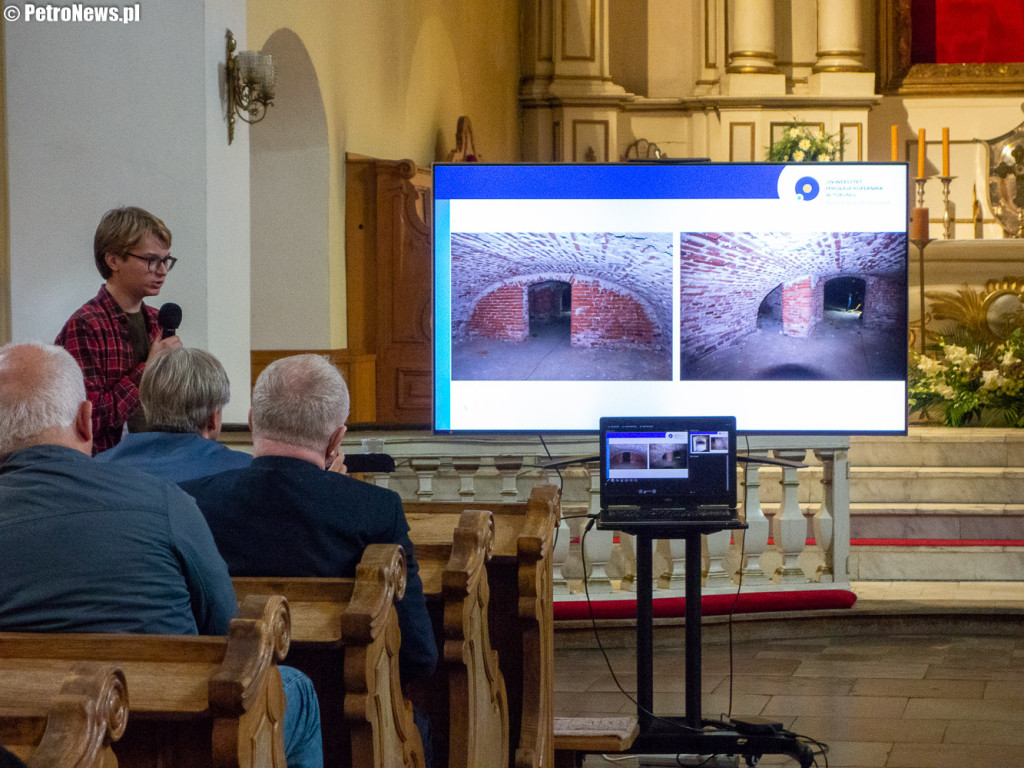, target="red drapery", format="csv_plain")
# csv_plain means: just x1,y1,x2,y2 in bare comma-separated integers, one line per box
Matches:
912,0,1024,64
